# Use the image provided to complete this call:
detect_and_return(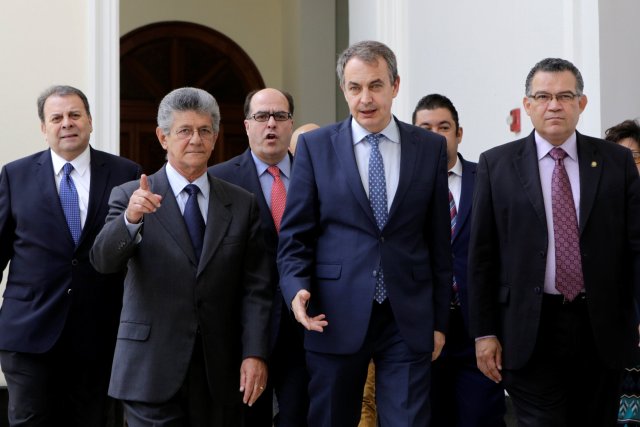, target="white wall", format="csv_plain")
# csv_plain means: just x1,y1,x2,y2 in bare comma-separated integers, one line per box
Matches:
348,0,615,162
